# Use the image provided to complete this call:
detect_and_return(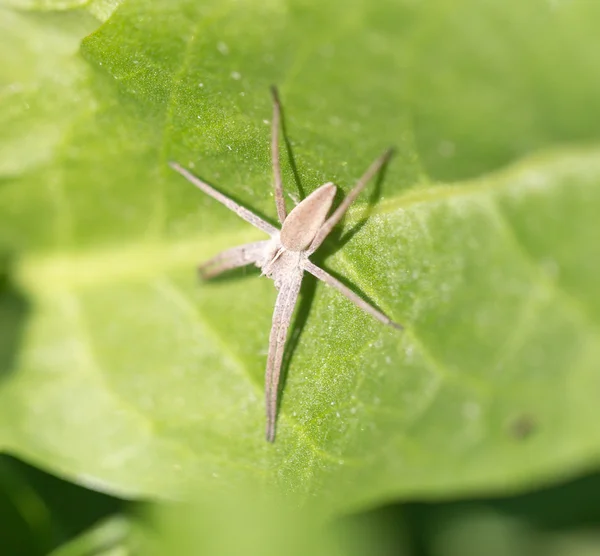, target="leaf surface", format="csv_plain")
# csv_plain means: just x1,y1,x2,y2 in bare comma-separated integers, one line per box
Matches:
1,0,600,516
